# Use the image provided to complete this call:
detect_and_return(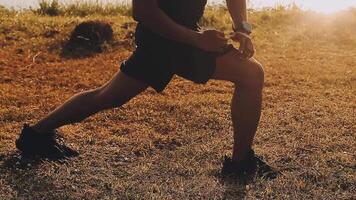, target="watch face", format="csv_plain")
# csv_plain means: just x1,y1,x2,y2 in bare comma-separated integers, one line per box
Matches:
242,22,252,33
